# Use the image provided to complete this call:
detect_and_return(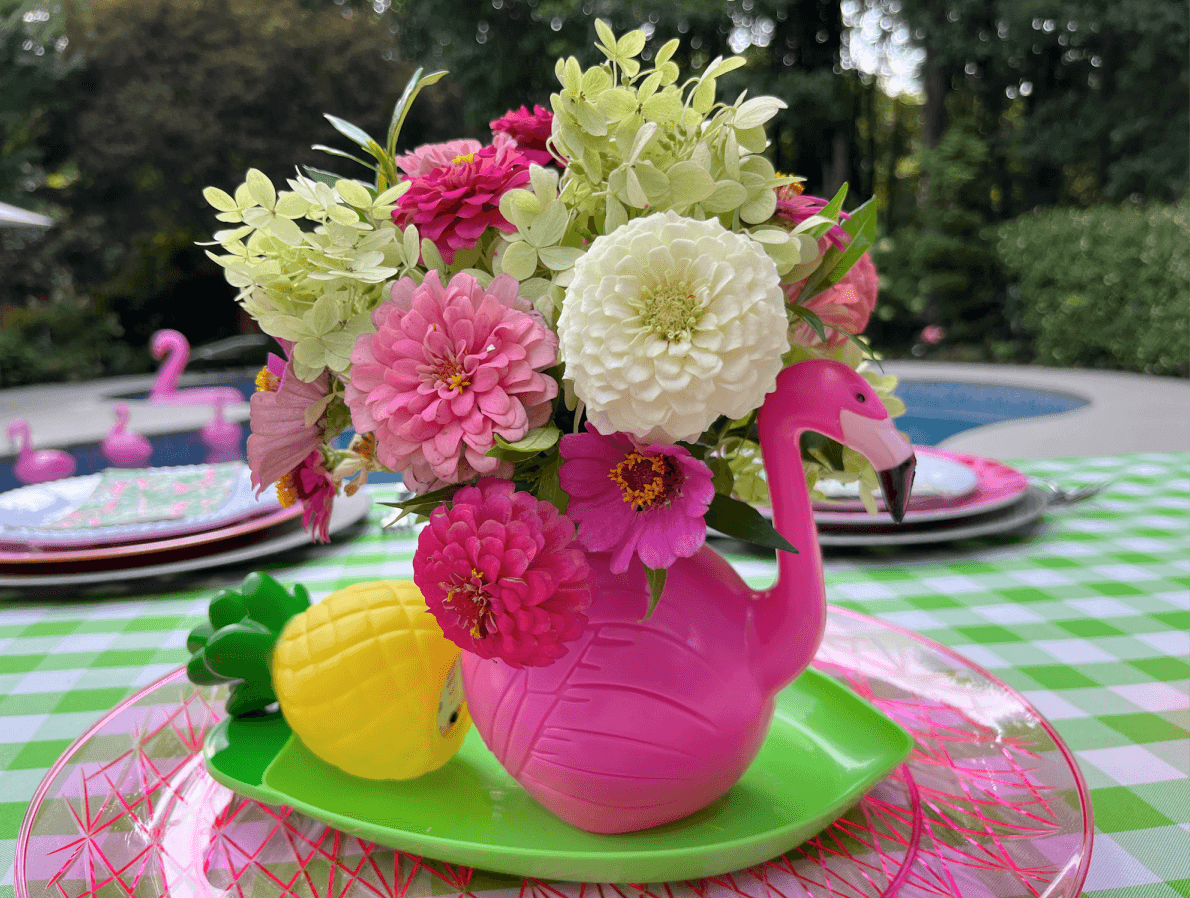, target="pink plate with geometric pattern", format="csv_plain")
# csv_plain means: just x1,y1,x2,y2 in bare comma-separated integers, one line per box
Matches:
16,607,1093,898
